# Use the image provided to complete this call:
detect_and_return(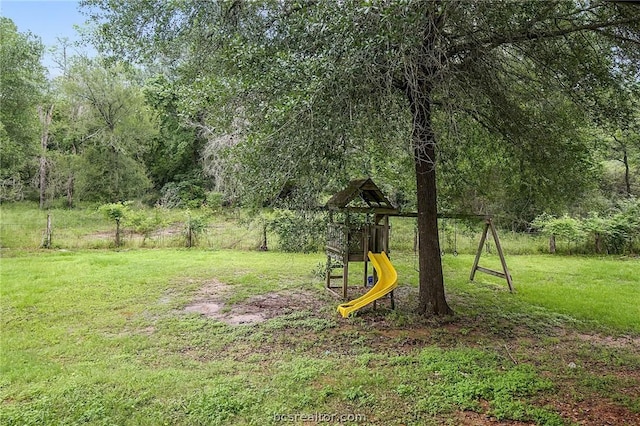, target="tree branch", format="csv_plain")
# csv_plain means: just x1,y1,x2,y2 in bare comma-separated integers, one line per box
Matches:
447,15,639,58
